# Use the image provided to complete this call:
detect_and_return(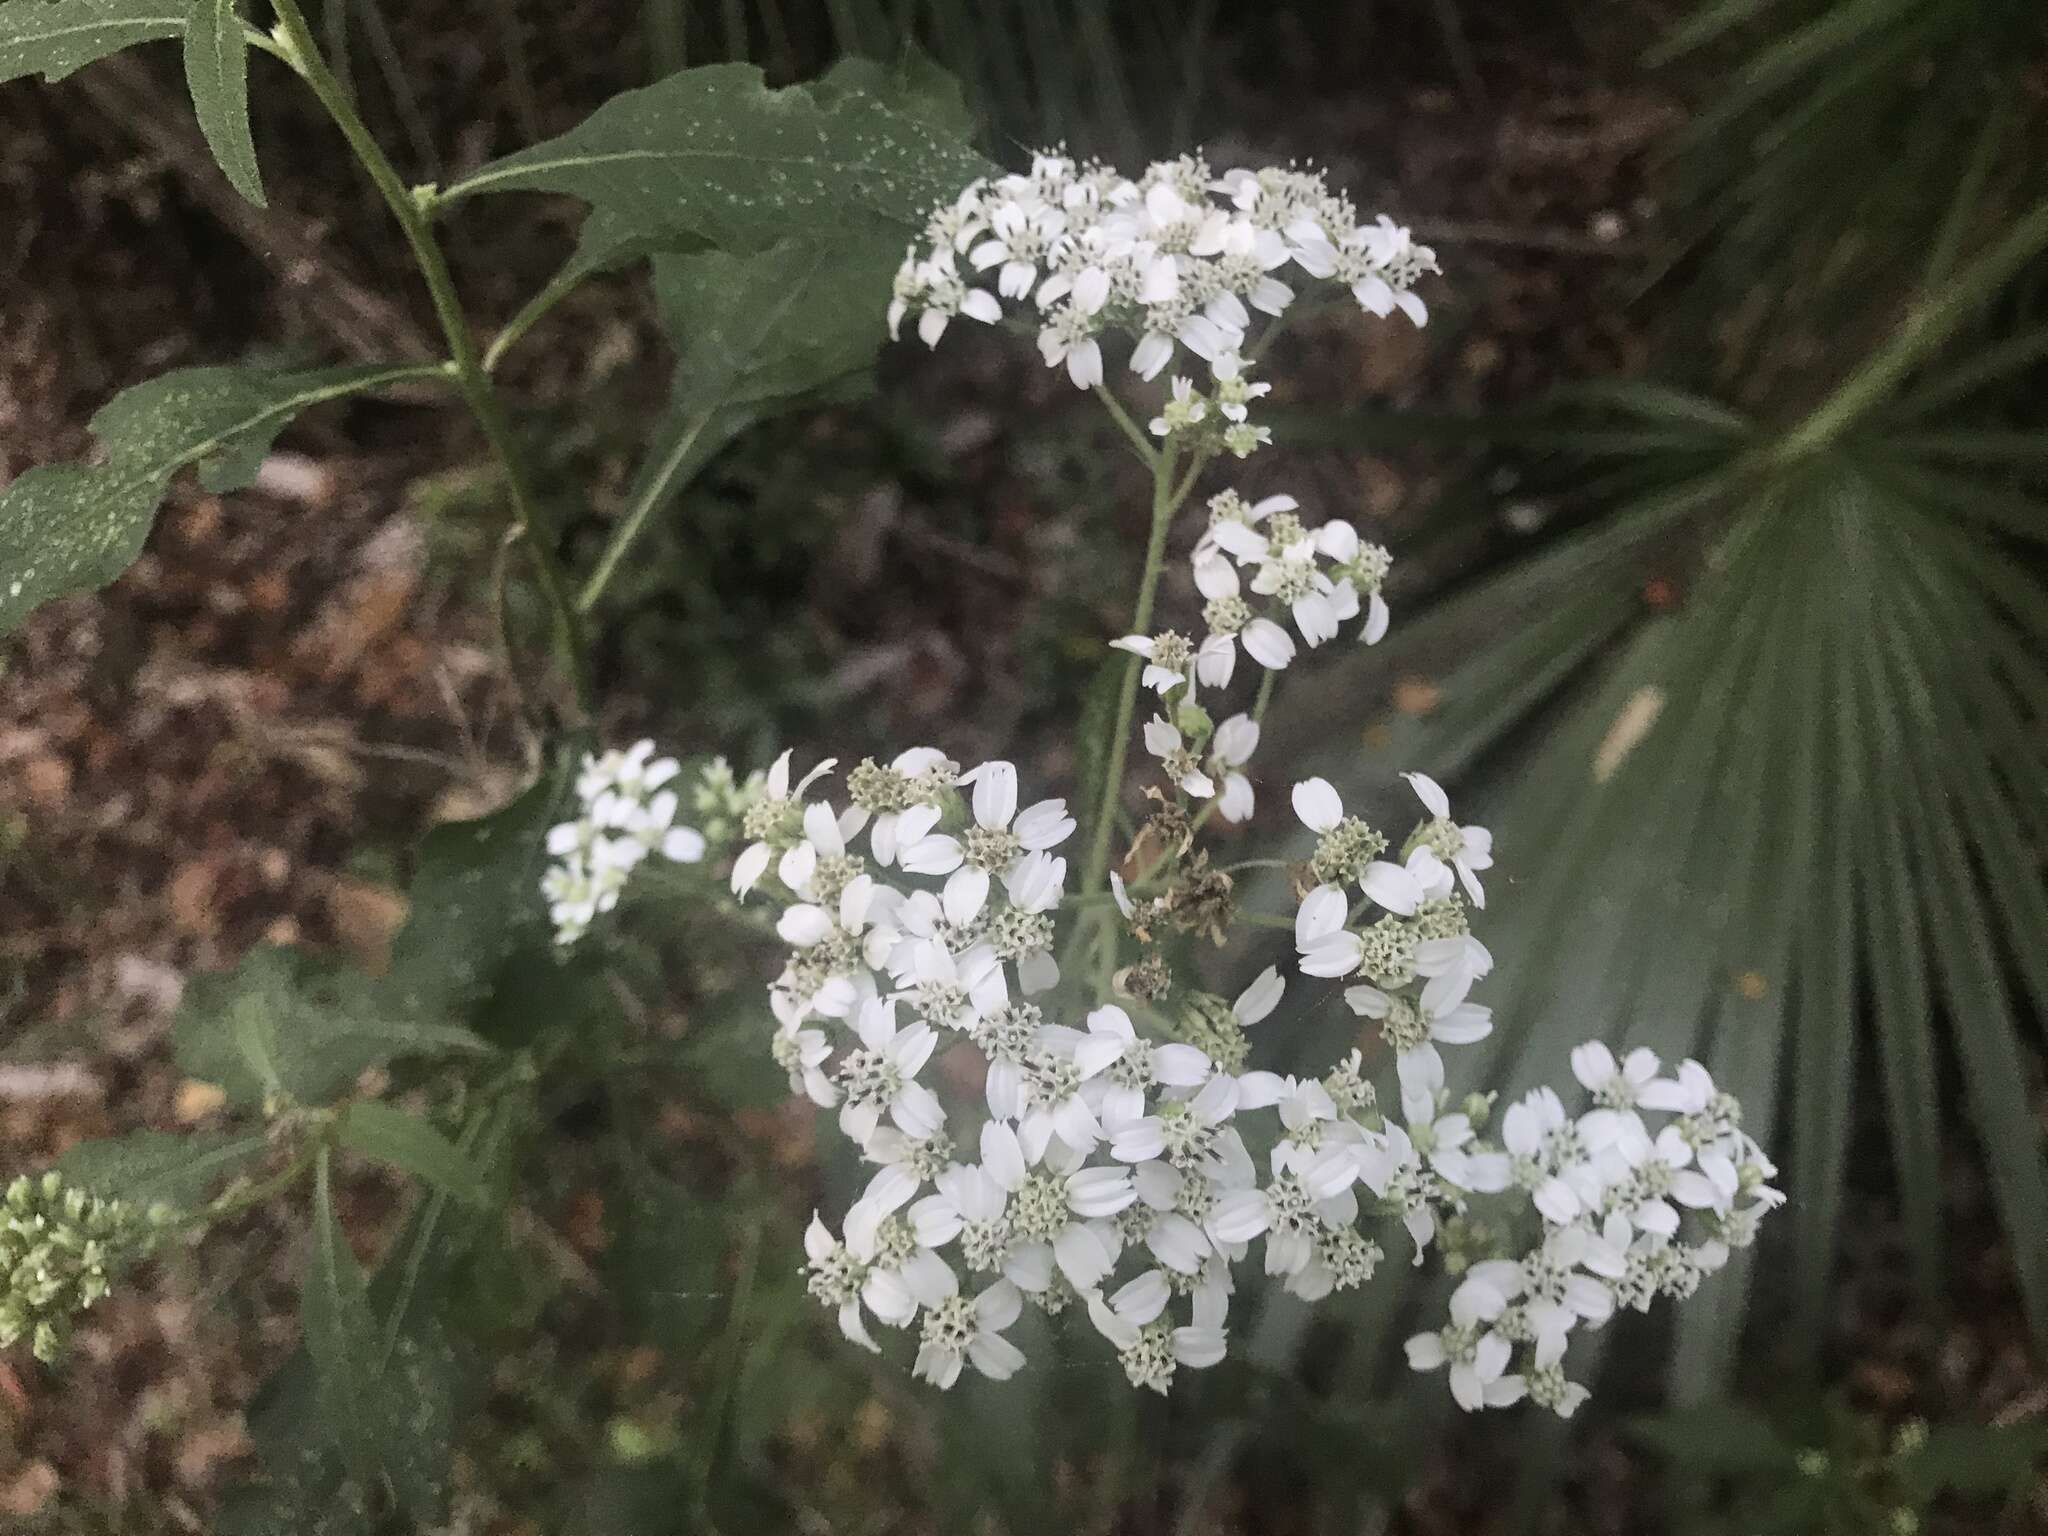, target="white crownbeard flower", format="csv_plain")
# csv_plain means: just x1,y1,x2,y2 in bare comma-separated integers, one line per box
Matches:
771,1012,836,1108
1343,981,1493,1055
1403,1289,1521,1411
975,1120,1133,1291
1143,717,1216,799
1208,713,1260,822
1570,1041,1662,1109
844,1197,959,1330
1400,771,1494,908
732,749,837,898
544,740,707,945
835,996,944,1148
1084,1269,1229,1393
1112,631,1200,696
914,1279,1027,1389
1396,1048,1509,1194
1149,376,1208,438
